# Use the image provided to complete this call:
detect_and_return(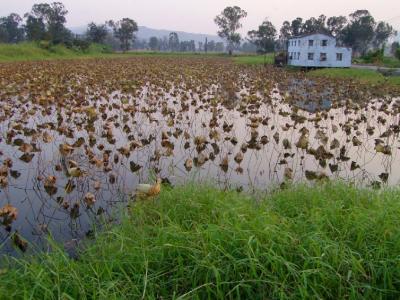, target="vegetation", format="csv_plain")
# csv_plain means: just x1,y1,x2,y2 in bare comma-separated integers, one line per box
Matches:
86,22,108,44
107,18,138,52
279,10,395,56
247,20,277,53
233,54,274,65
230,53,400,86
2,183,400,299
214,6,247,54
0,42,112,62
396,48,400,61
0,2,397,56
354,49,400,68
309,68,400,85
